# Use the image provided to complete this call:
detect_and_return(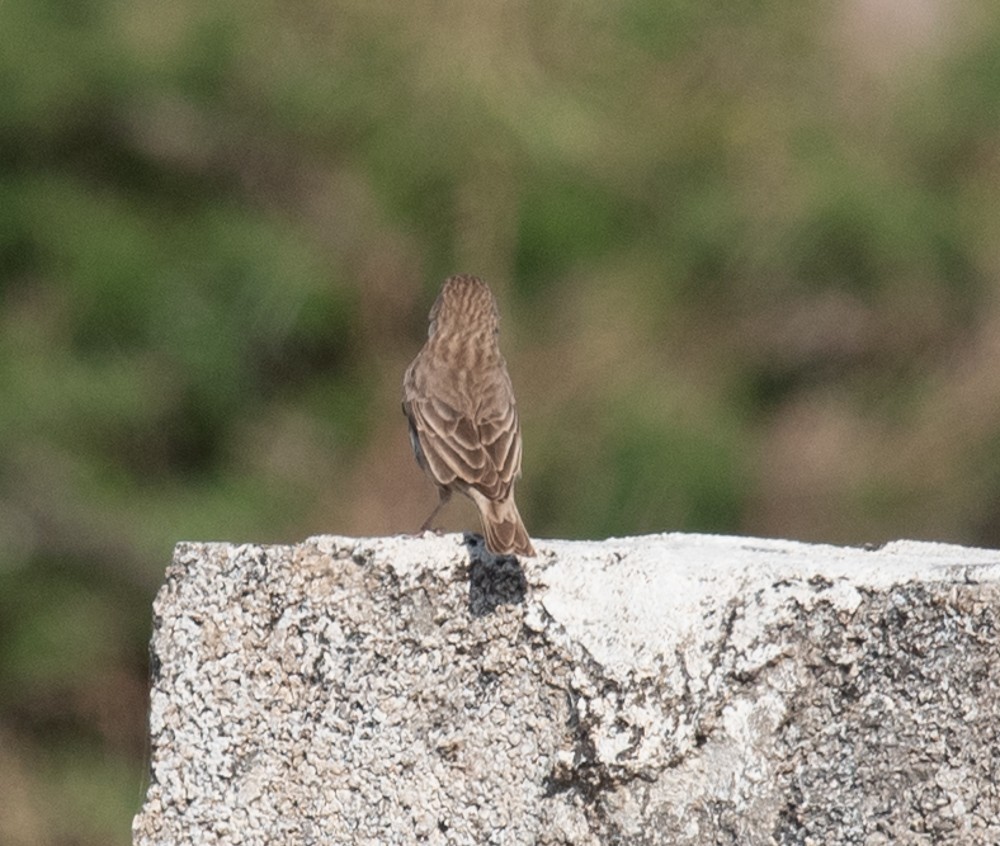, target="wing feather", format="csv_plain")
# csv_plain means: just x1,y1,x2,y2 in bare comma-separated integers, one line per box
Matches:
407,401,519,500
